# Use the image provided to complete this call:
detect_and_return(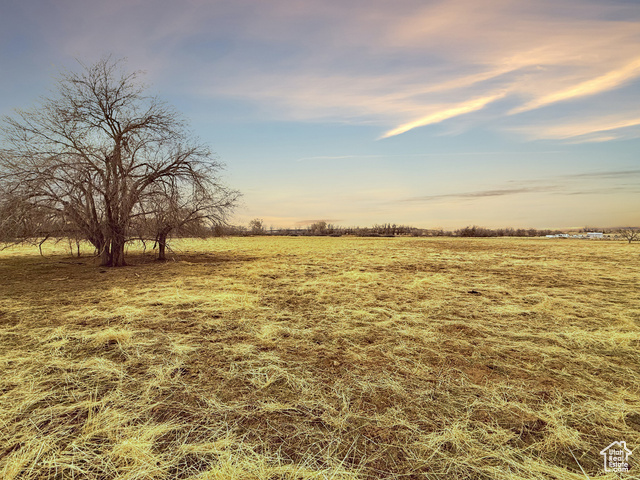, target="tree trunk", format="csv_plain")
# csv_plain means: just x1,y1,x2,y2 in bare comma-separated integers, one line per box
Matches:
100,242,111,266
110,236,127,266
157,231,168,261
158,237,166,261
100,235,127,267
